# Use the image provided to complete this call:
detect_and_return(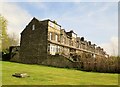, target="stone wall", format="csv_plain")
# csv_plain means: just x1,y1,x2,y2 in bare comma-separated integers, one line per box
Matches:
42,55,75,68
20,18,48,64
9,46,20,62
